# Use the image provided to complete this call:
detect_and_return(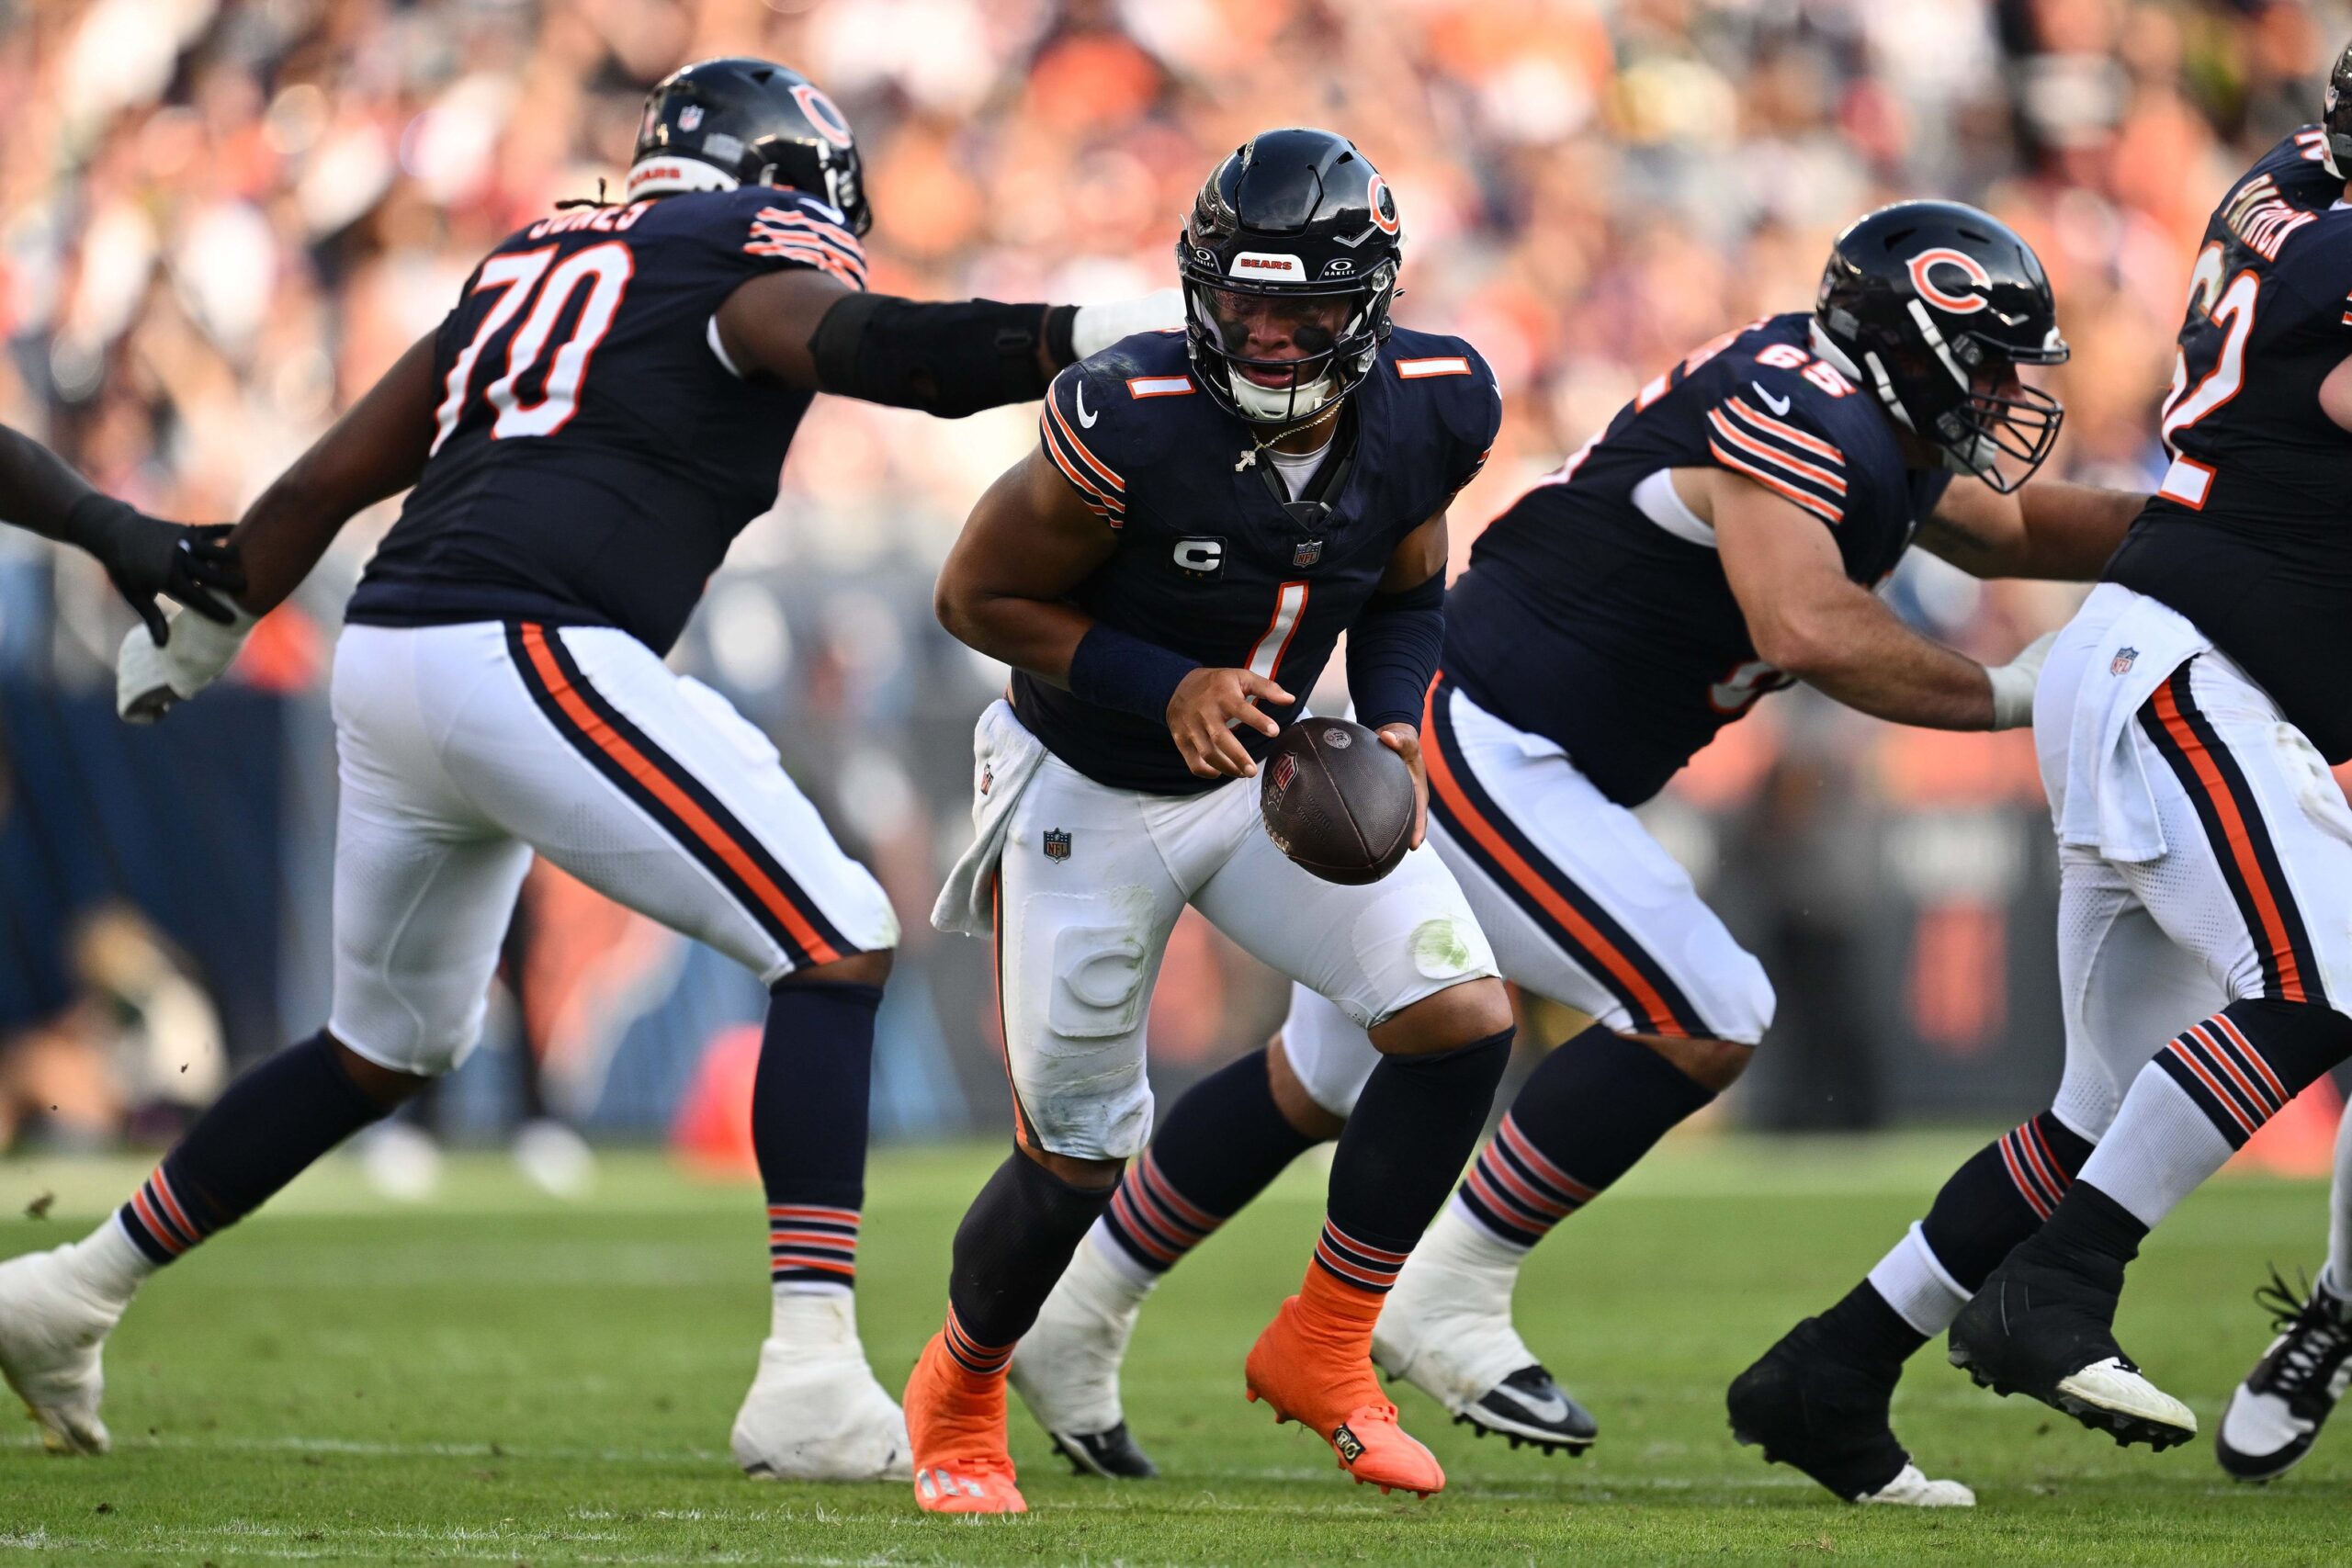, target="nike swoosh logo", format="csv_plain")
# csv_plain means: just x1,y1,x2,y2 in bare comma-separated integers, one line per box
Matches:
1075,383,1099,428
1495,1386,1573,1425
1753,382,1792,417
